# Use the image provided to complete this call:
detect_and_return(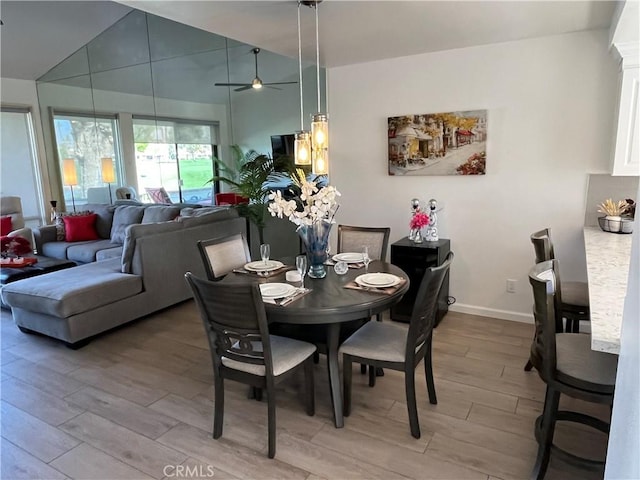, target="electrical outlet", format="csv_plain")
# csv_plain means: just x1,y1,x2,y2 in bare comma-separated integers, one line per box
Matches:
506,279,517,293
